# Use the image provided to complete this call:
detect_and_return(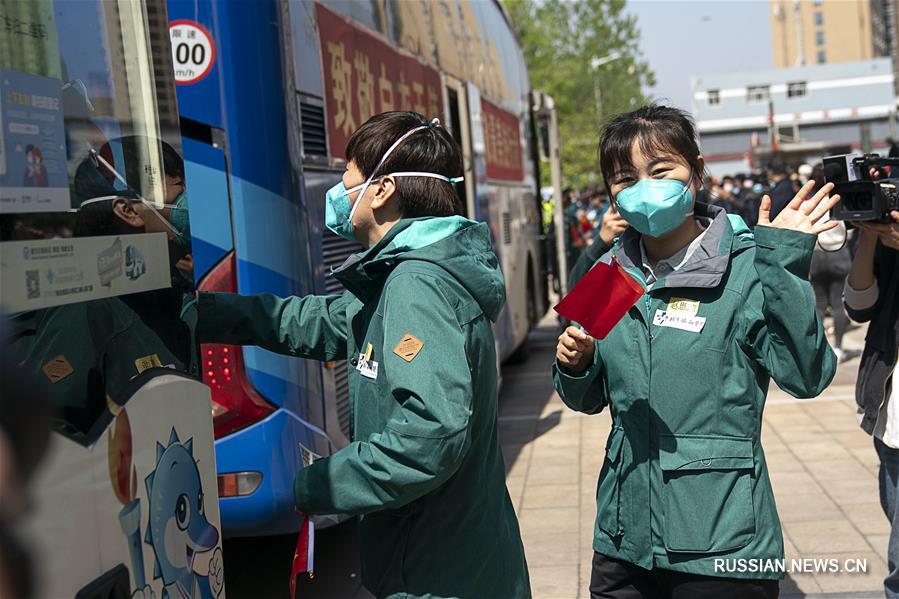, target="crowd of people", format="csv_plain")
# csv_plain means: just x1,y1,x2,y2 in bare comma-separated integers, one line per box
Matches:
561,159,828,267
